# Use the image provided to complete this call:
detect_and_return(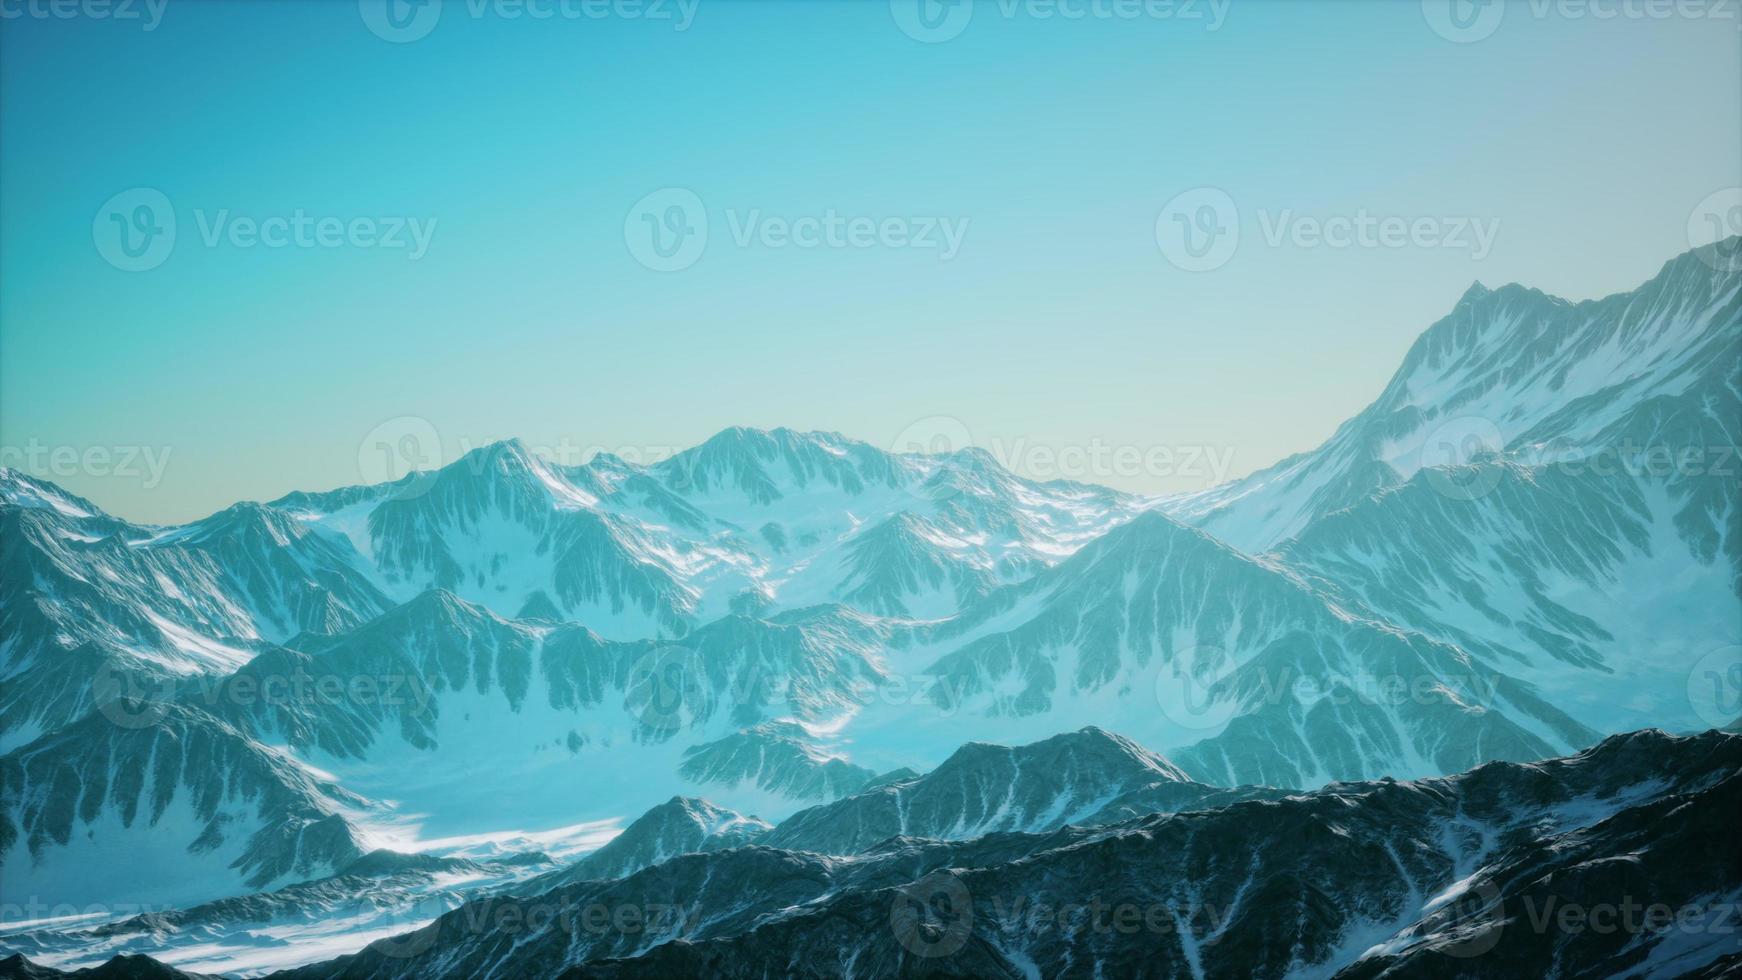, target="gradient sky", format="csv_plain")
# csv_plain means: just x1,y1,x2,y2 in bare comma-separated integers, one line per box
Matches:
2,0,1738,523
